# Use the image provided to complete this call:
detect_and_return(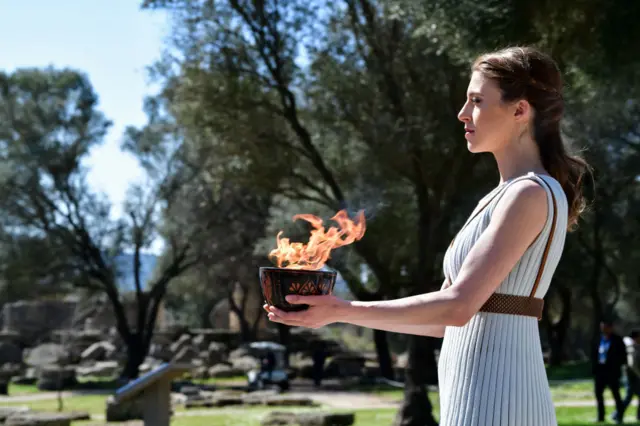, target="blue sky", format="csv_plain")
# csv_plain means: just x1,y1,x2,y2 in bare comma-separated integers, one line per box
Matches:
0,0,169,218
